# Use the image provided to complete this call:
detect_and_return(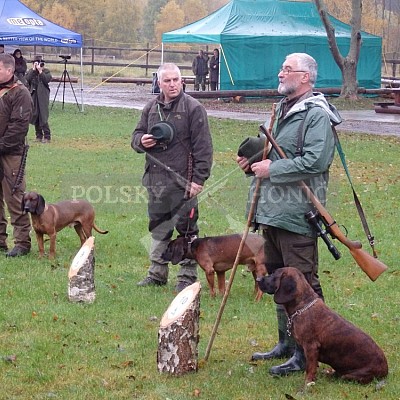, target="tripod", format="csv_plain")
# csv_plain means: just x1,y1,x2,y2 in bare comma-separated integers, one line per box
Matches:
51,57,80,110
